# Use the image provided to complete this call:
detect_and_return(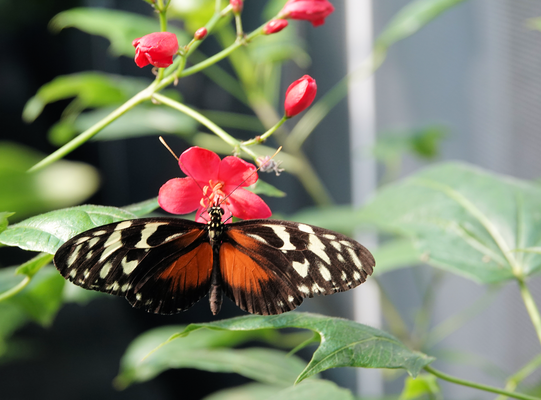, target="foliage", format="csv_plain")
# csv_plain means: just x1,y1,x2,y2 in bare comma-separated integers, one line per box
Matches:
1,0,541,400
